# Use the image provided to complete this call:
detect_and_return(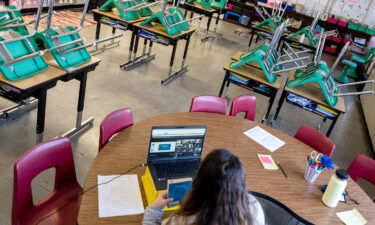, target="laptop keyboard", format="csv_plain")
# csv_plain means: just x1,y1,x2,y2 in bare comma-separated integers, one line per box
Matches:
153,160,200,177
